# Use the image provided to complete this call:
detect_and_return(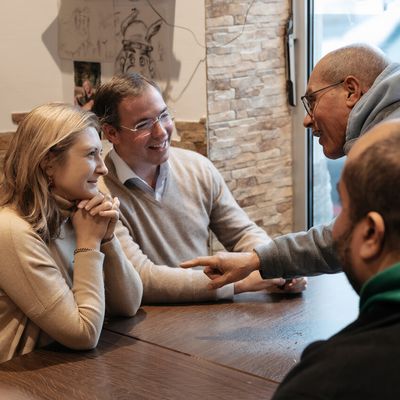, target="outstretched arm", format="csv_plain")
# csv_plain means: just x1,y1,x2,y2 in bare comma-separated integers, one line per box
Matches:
205,160,307,293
